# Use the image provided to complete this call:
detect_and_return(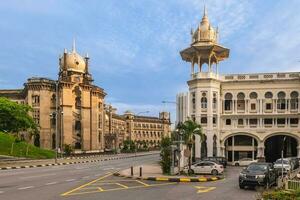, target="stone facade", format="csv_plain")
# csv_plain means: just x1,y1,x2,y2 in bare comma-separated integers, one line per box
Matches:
177,8,300,163
0,42,171,152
